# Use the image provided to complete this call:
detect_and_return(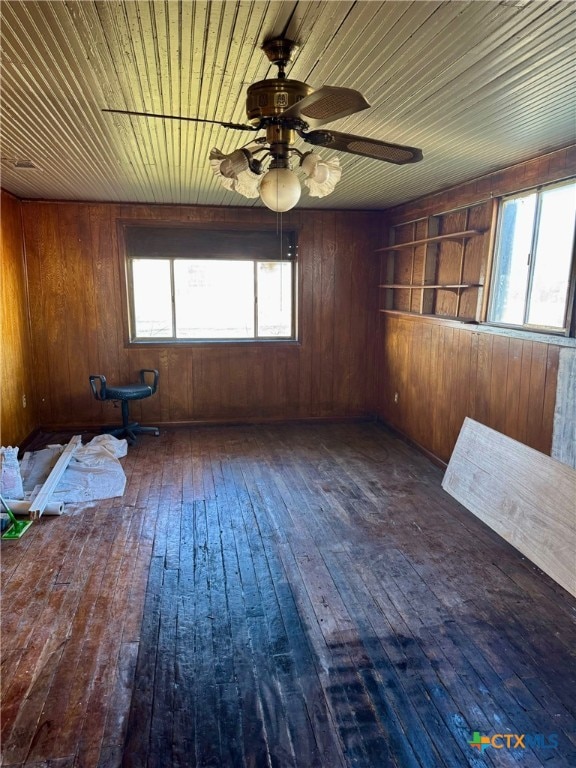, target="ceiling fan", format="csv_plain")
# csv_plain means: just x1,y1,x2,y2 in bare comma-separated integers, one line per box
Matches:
103,38,423,211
